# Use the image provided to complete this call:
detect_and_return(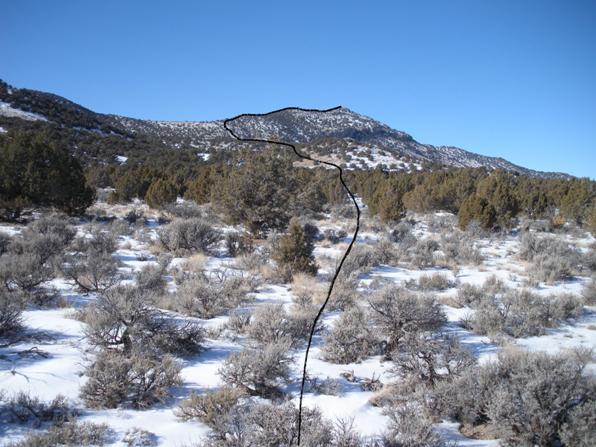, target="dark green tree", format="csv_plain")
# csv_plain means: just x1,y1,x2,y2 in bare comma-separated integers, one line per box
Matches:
458,194,496,230
370,176,410,223
0,130,94,220
145,178,177,209
475,170,519,227
559,179,594,224
273,218,317,276
212,149,299,236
